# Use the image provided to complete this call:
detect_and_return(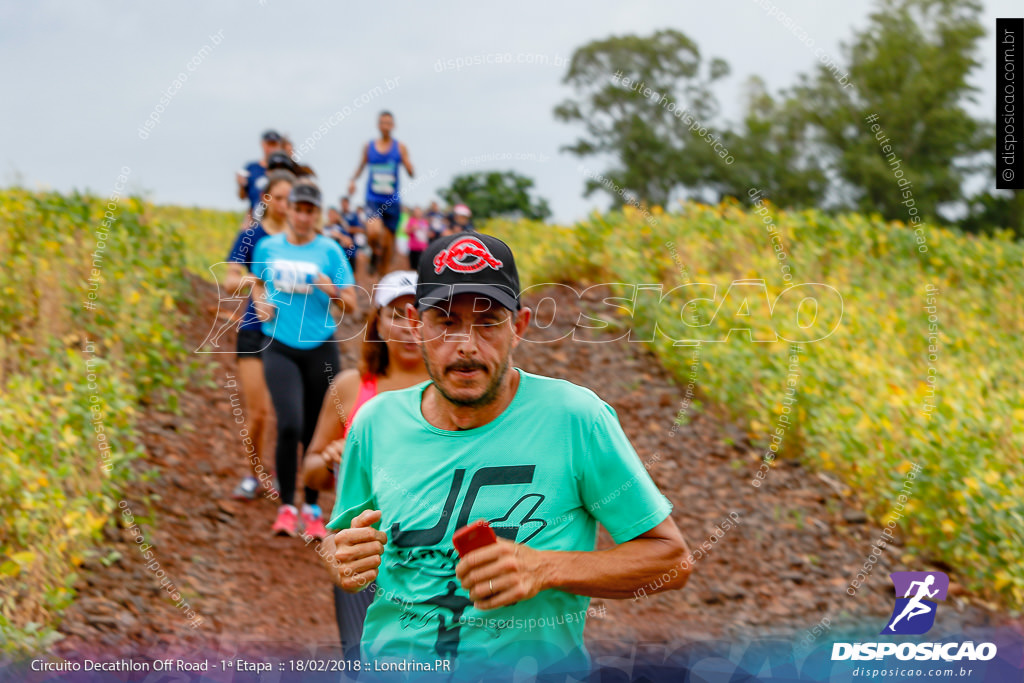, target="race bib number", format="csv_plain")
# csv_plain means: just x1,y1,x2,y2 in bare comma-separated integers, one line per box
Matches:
271,259,320,294
370,163,397,195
